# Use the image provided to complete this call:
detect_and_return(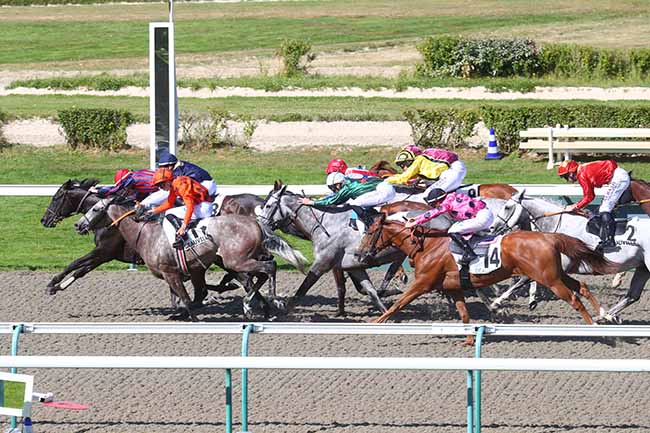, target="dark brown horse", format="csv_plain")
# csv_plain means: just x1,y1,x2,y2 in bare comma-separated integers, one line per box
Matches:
358,214,618,344
630,179,650,215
